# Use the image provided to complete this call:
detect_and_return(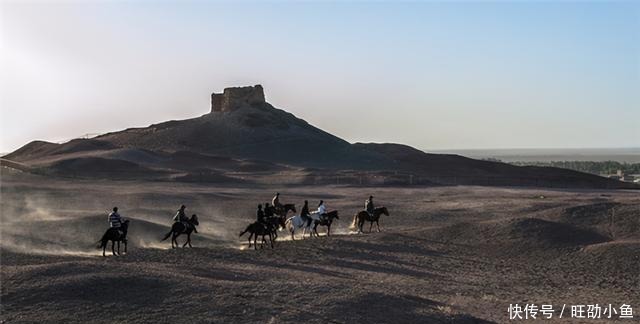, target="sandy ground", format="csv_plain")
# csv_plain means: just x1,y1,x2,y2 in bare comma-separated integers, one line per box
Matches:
1,170,639,323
